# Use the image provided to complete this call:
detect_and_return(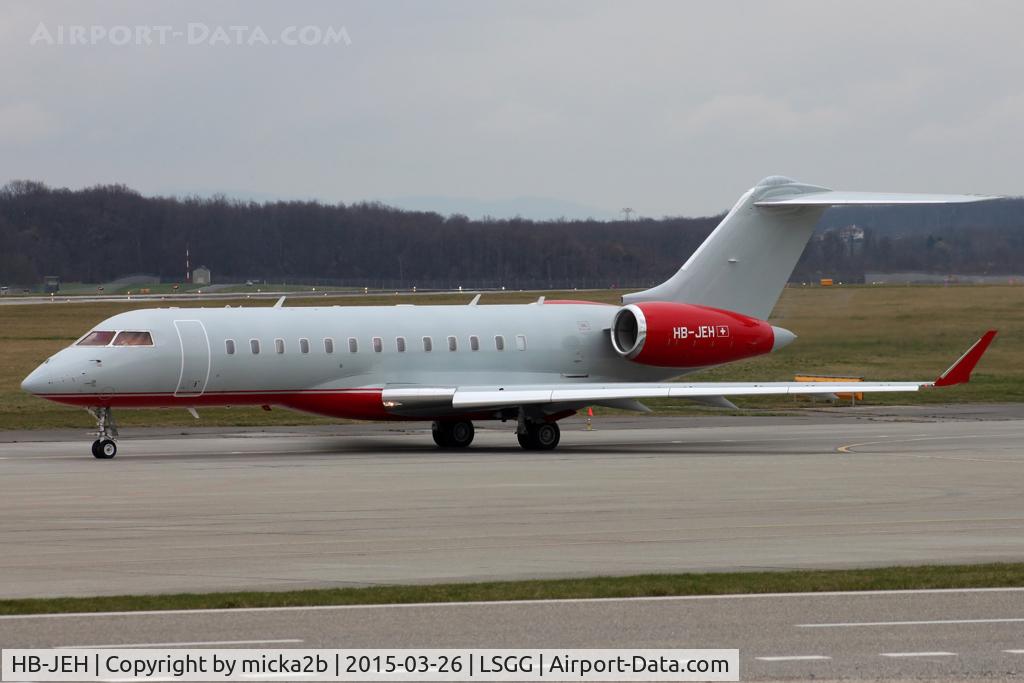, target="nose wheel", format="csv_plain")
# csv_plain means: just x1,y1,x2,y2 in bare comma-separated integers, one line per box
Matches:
87,407,119,459
91,439,117,459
